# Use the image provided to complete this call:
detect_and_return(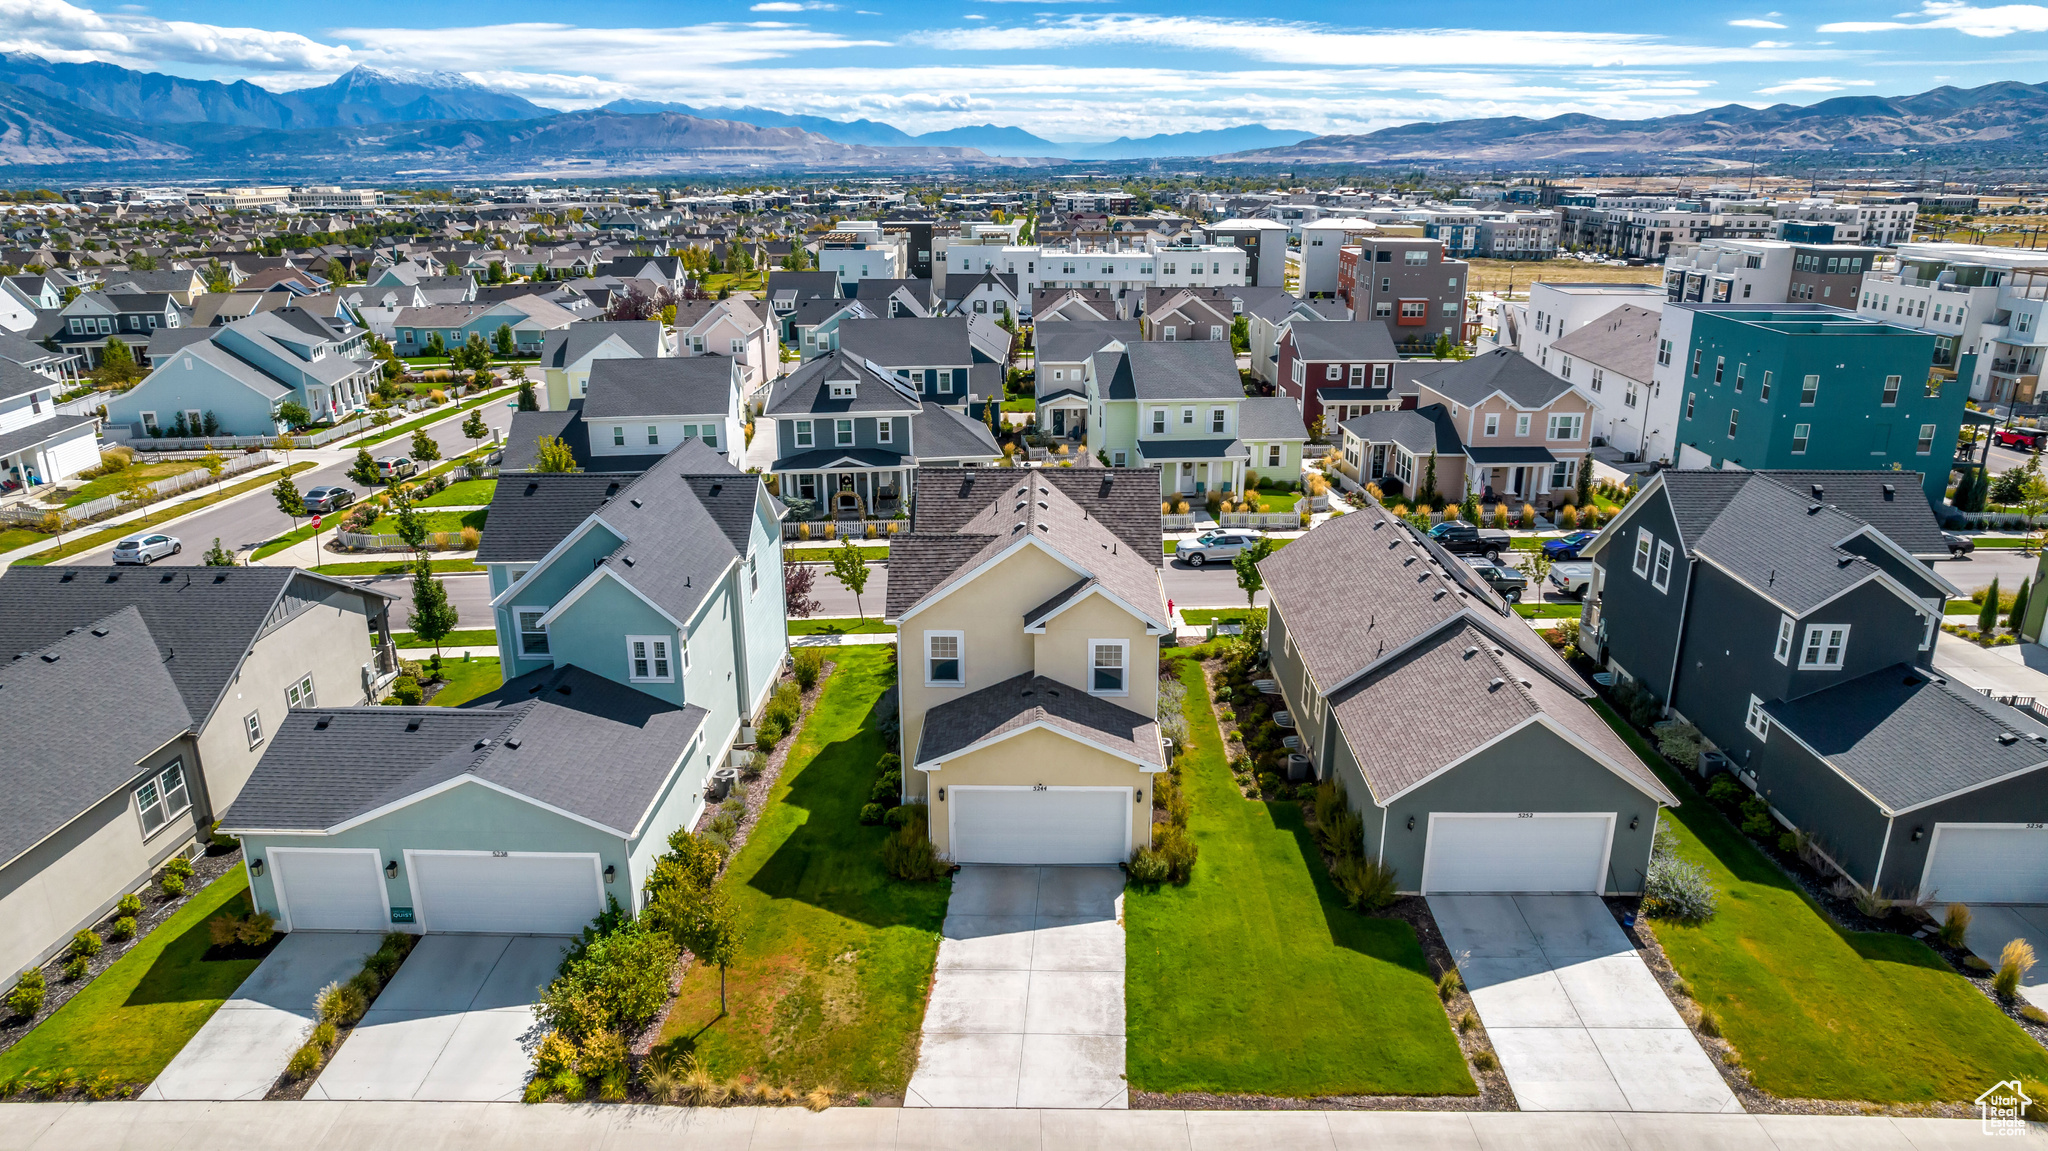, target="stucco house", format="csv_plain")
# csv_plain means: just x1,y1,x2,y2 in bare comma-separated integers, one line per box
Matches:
1082,339,1251,496
538,321,668,411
